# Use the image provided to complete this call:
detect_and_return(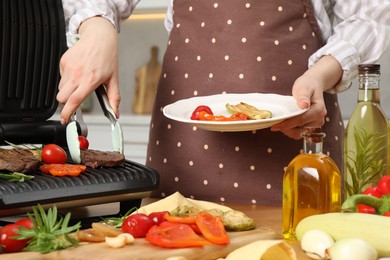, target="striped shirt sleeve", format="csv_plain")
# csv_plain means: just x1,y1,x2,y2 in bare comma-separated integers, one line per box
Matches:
62,0,138,47
309,0,390,93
